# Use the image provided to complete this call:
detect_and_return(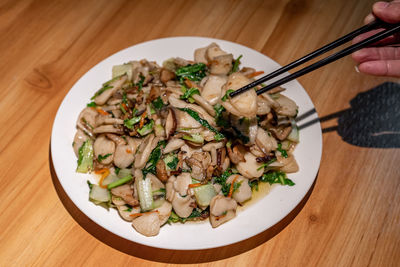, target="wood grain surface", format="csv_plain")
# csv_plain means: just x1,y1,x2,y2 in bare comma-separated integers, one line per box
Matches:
0,0,399,266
